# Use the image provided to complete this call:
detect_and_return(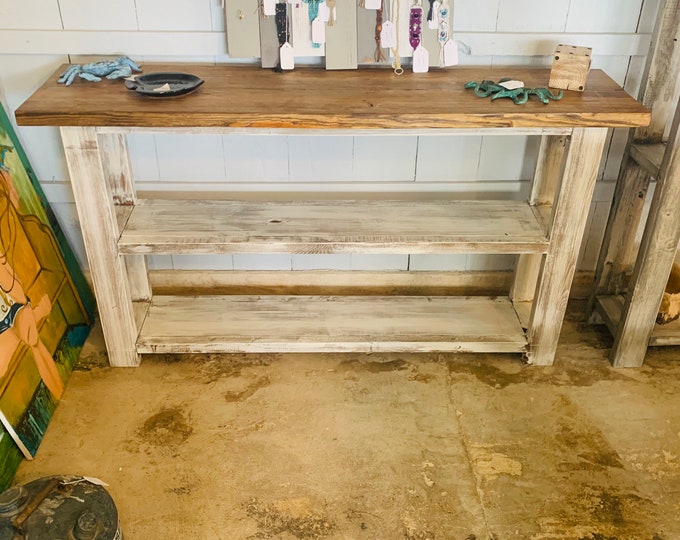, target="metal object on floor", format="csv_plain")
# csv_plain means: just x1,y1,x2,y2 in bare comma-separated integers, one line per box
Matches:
0,475,121,540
